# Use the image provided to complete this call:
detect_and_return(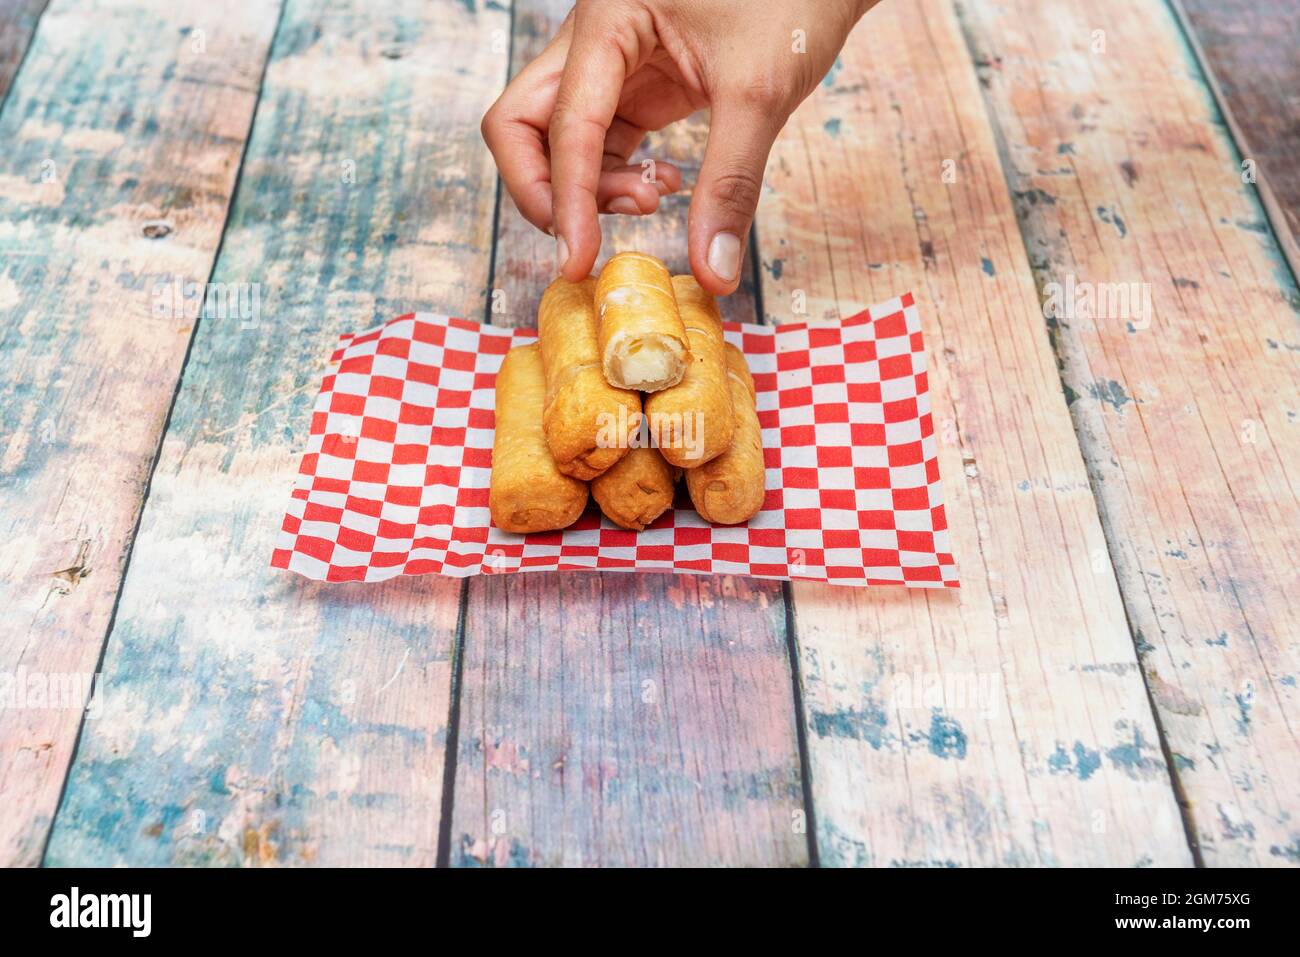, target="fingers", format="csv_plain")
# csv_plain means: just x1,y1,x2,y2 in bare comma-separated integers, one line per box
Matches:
484,119,554,230
602,117,649,165
480,23,573,233
550,7,649,279
607,155,682,197
687,96,785,295
483,4,689,259
643,159,683,195
482,51,683,233
599,118,683,214
597,165,677,214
